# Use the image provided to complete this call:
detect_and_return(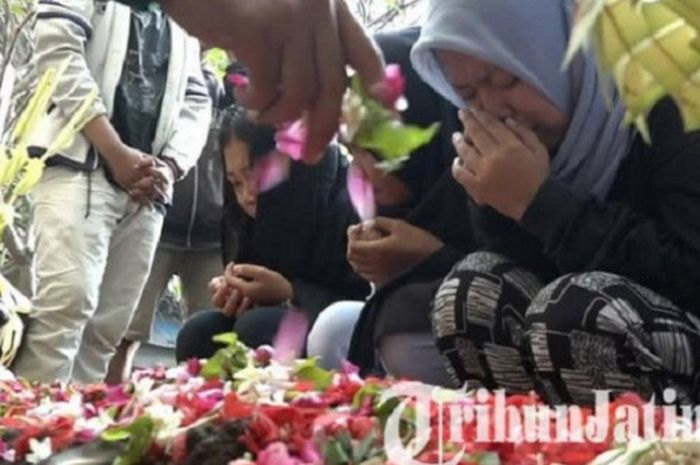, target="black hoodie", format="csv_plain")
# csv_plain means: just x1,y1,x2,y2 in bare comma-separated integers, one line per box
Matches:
221,146,371,320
